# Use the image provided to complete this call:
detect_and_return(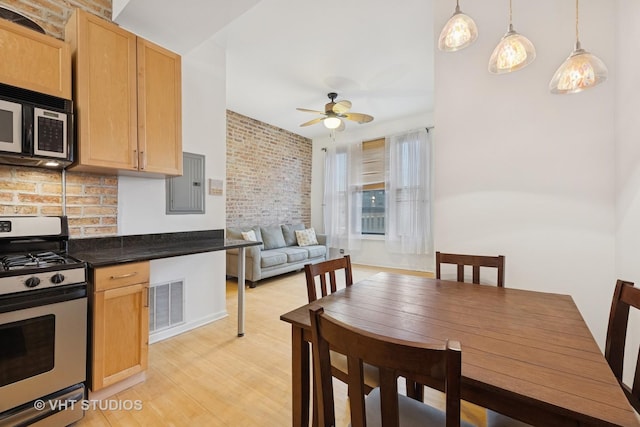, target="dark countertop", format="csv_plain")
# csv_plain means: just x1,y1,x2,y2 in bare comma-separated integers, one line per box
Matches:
68,229,260,267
